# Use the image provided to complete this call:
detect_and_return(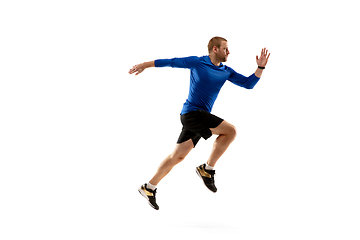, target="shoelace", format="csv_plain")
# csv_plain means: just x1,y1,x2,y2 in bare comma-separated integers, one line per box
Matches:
145,185,157,197
148,188,156,194
208,171,216,183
